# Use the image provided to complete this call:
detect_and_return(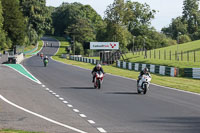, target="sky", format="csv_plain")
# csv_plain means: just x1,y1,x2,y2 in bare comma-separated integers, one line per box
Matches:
46,0,184,31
